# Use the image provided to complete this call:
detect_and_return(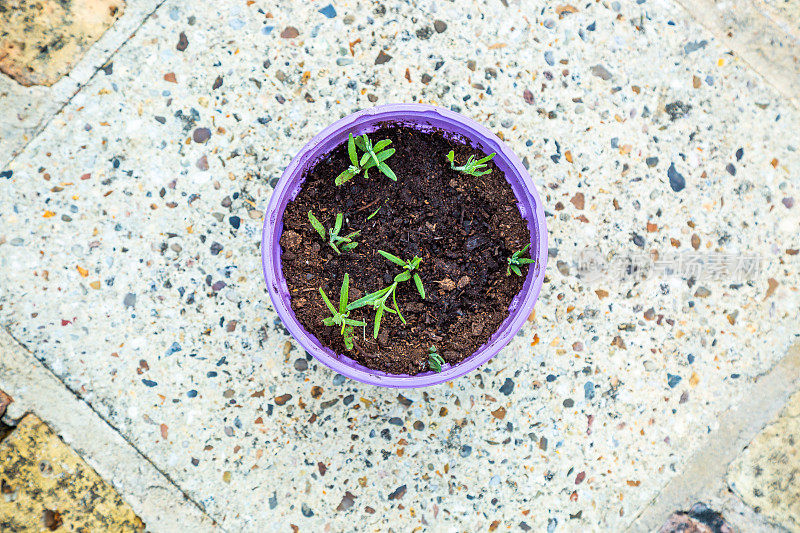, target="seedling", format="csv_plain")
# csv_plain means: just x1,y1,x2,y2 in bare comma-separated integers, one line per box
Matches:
335,133,396,185
428,346,445,372
446,149,496,177
507,243,536,276
308,211,360,254
366,204,382,220
319,273,366,350
378,250,425,299
347,277,407,339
